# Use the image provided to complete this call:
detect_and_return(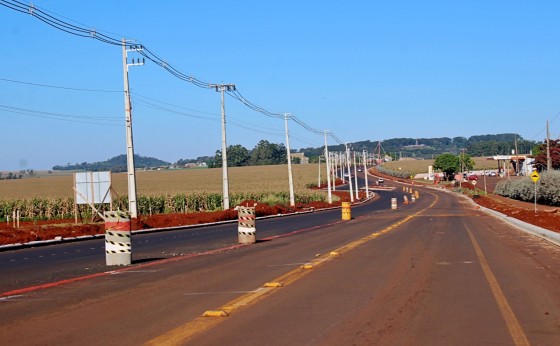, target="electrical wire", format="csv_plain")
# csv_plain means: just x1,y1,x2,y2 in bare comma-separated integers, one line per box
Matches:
130,92,217,116
1,0,347,144
530,112,560,140
0,103,122,126
0,77,121,93
132,98,219,121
